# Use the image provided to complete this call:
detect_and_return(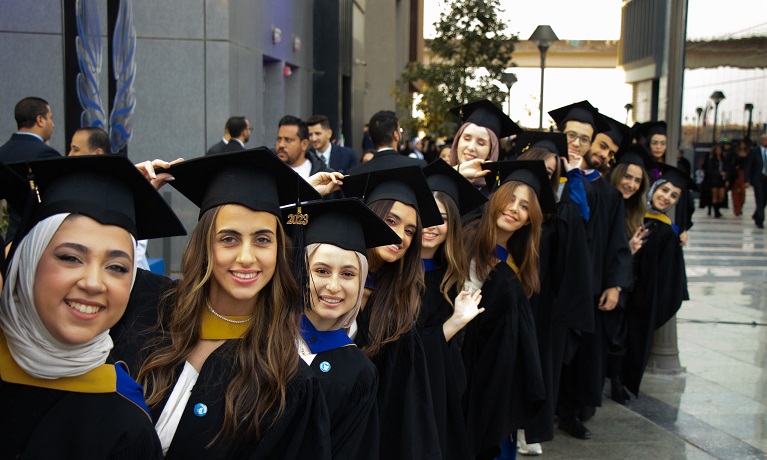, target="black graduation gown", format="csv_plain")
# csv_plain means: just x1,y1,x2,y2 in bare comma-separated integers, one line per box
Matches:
354,306,442,460
624,217,688,397
524,201,593,444
153,342,330,459
109,270,332,459
417,265,472,460
0,350,163,460
461,262,545,460
1,383,163,460
304,342,379,460
579,176,632,406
